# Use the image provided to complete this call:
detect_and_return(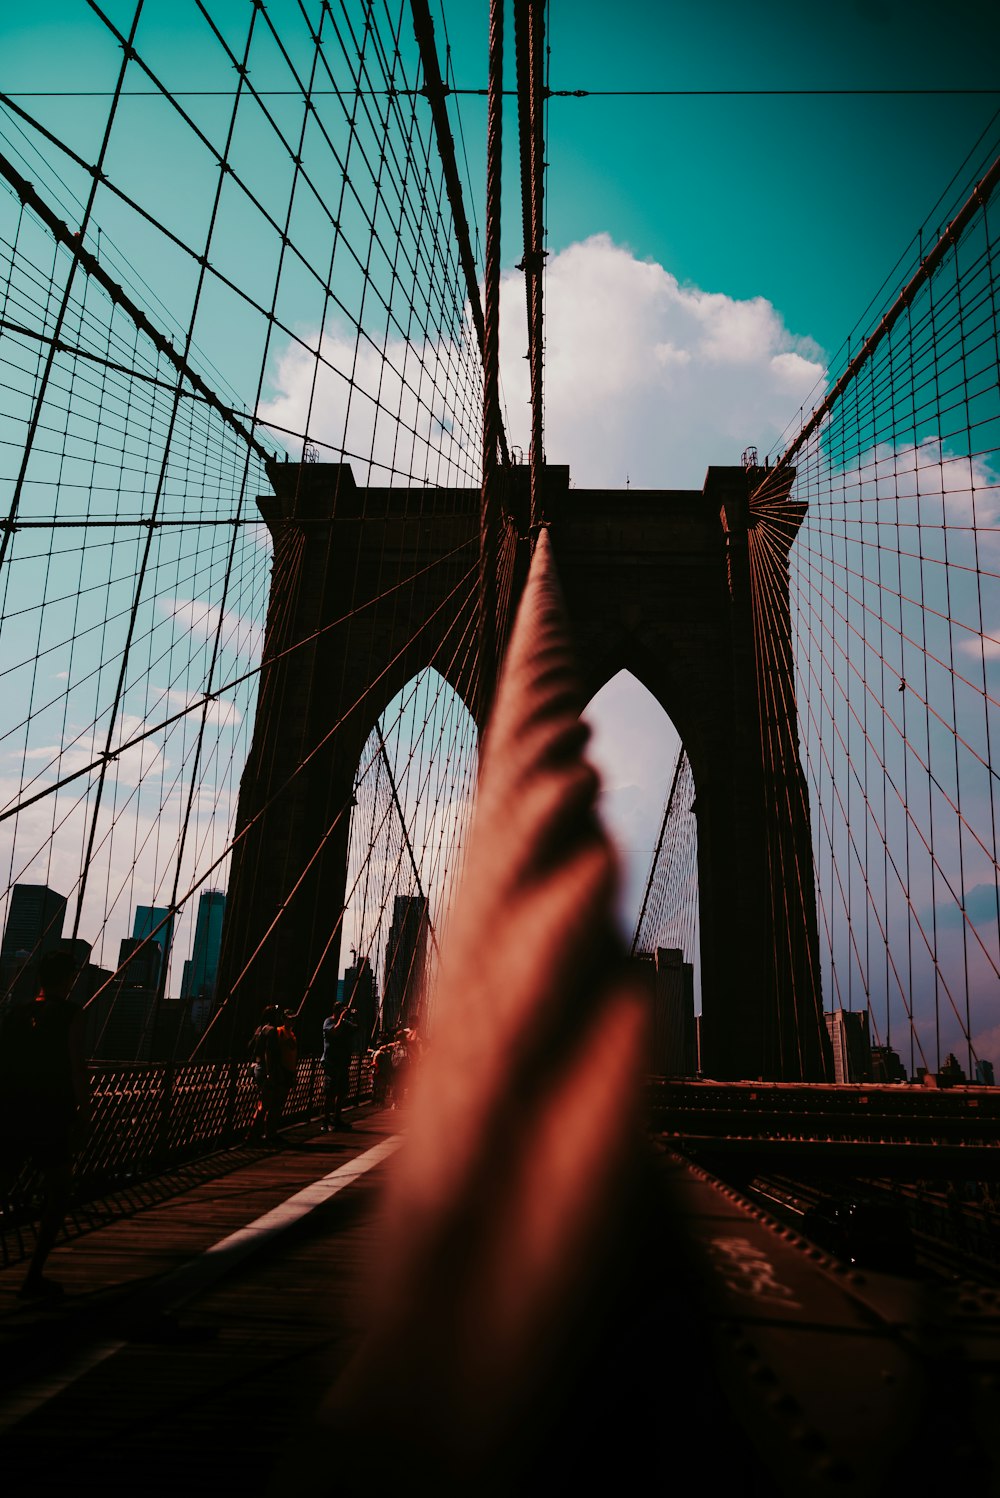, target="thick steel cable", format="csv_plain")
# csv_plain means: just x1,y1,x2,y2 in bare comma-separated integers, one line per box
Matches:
476,0,505,724
527,0,546,530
